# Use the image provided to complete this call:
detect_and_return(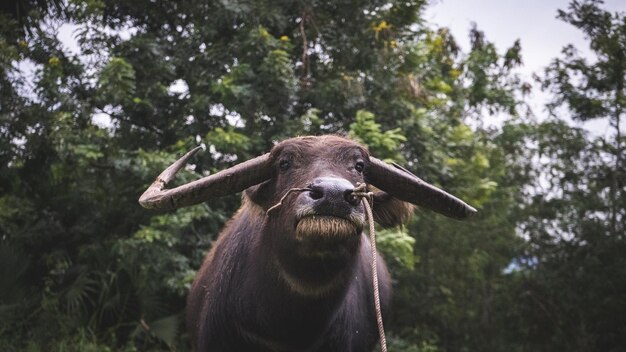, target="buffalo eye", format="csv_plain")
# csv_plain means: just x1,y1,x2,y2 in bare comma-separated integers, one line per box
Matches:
354,160,365,173
279,159,291,171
